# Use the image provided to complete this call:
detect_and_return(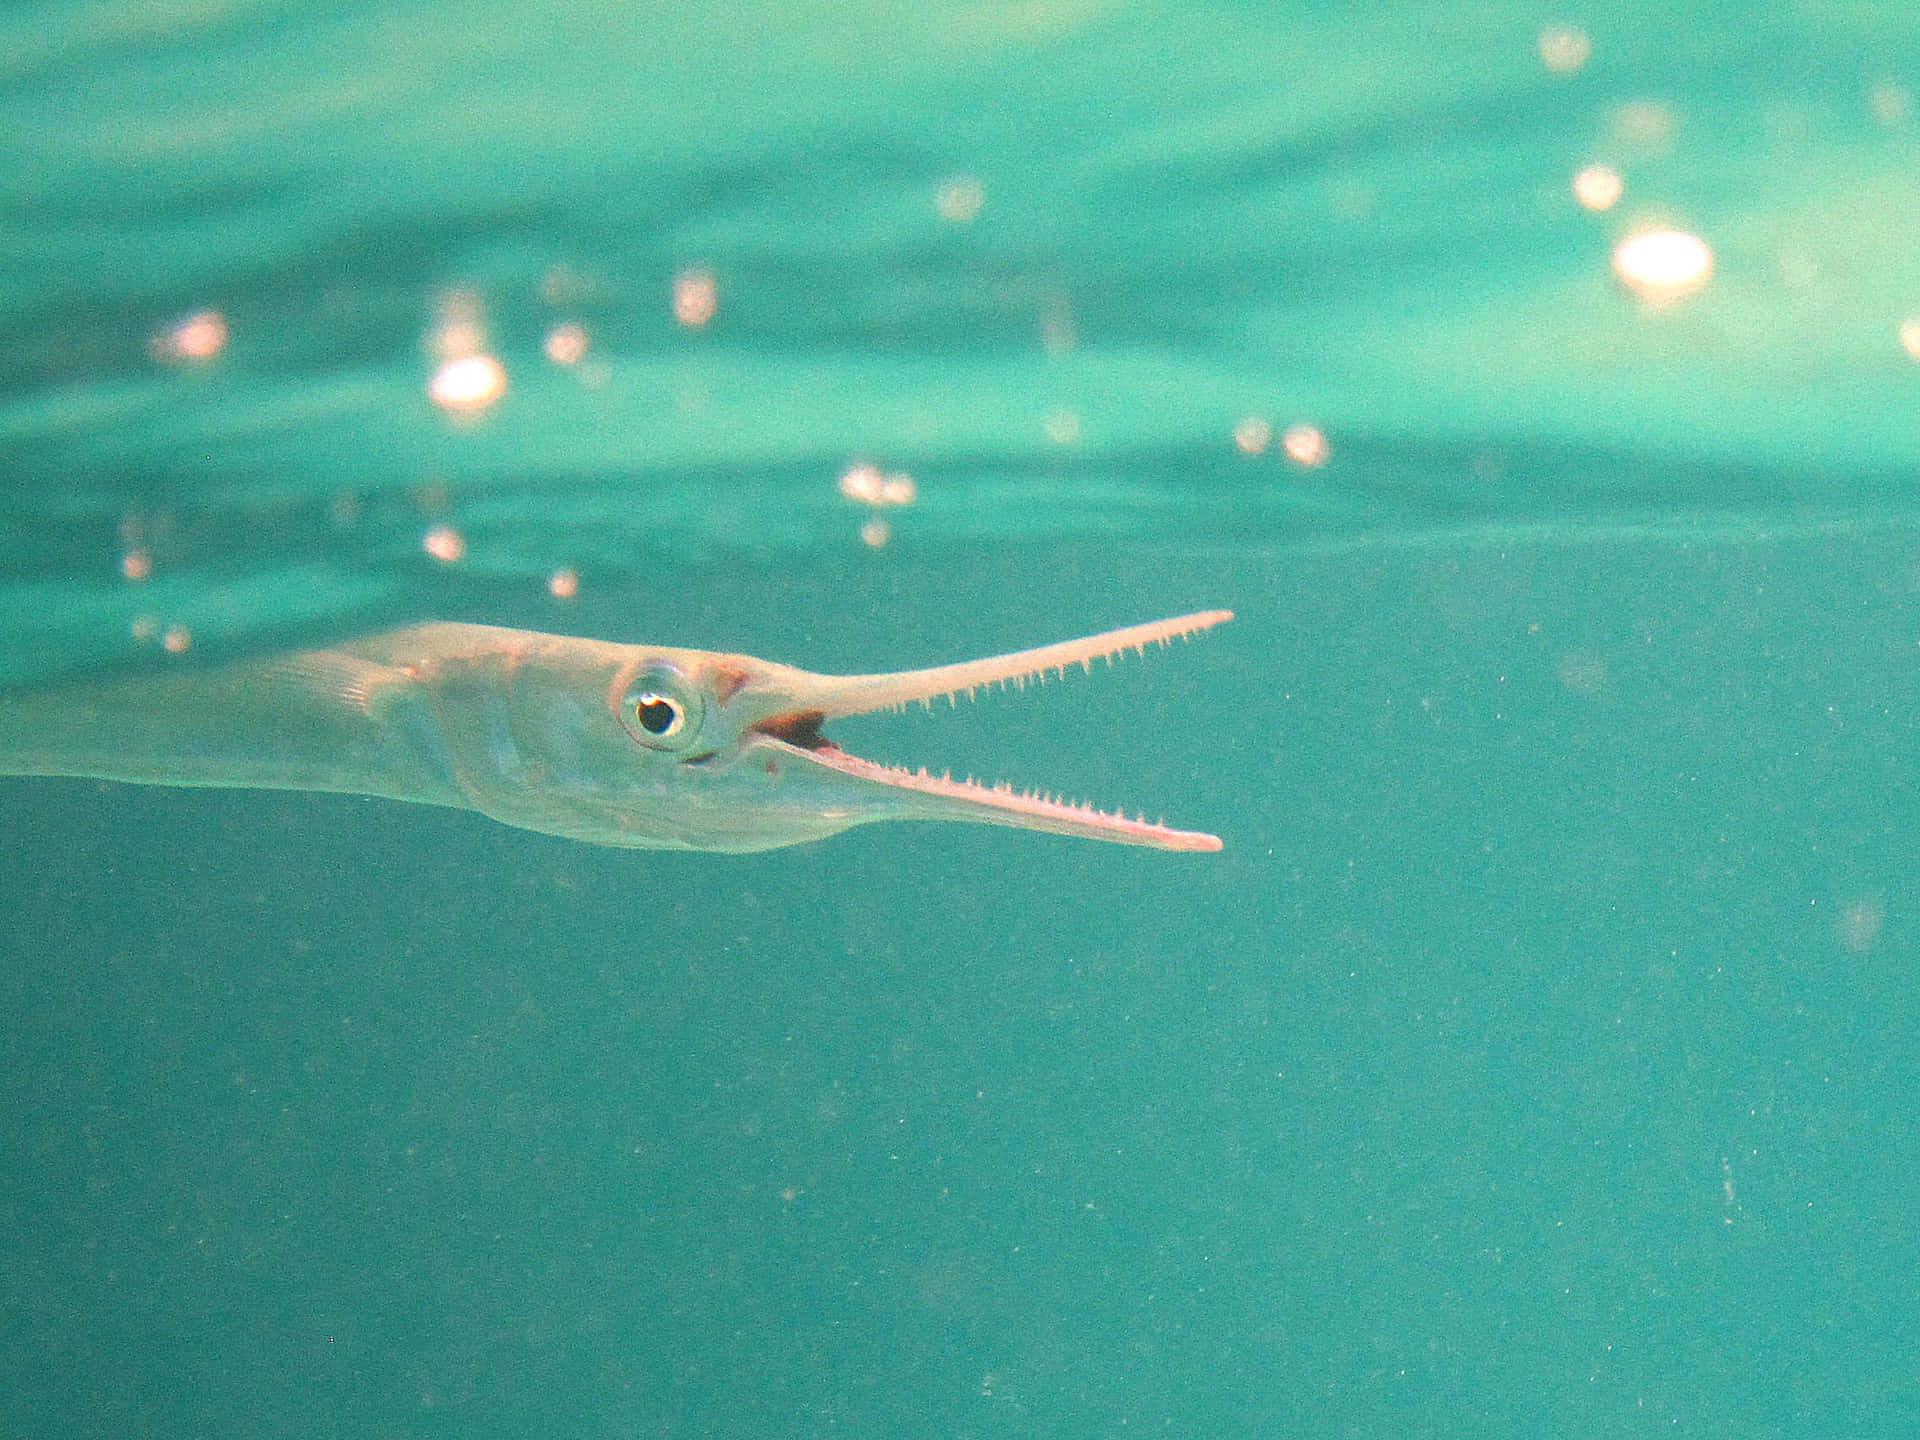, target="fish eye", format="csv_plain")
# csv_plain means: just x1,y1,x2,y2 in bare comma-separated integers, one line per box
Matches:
634,692,684,736
618,665,703,750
